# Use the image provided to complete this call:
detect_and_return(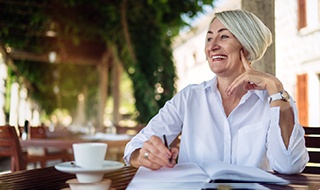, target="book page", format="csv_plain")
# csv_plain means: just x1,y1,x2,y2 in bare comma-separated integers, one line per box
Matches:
127,161,288,190
127,182,206,190
199,160,289,185
128,182,269,190
130,162,210,183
